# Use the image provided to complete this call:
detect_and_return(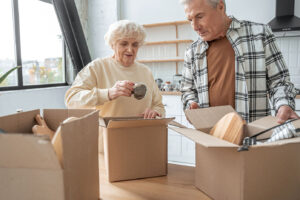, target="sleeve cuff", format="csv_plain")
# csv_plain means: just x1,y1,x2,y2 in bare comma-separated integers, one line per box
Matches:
275,99,293,115
97,88,110,104
185,100,199,110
